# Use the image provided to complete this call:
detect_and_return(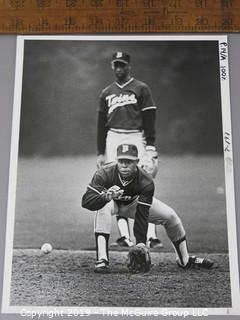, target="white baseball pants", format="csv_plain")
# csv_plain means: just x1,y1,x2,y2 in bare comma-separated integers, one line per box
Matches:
106,130,145,162
94,198,186,243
